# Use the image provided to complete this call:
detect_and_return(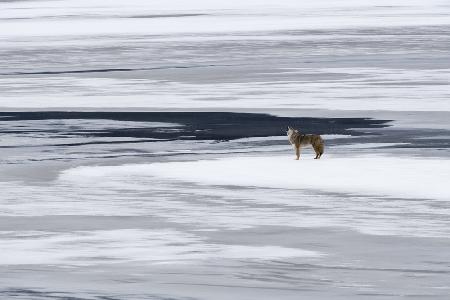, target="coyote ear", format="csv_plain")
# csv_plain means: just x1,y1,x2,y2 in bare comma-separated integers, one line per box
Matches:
287,126,291,130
